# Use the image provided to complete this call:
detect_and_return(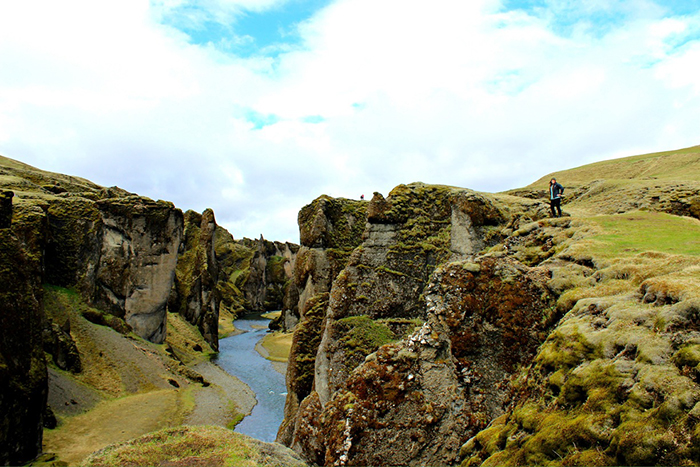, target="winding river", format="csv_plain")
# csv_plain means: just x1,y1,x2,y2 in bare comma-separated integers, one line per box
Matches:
214,314,287,443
